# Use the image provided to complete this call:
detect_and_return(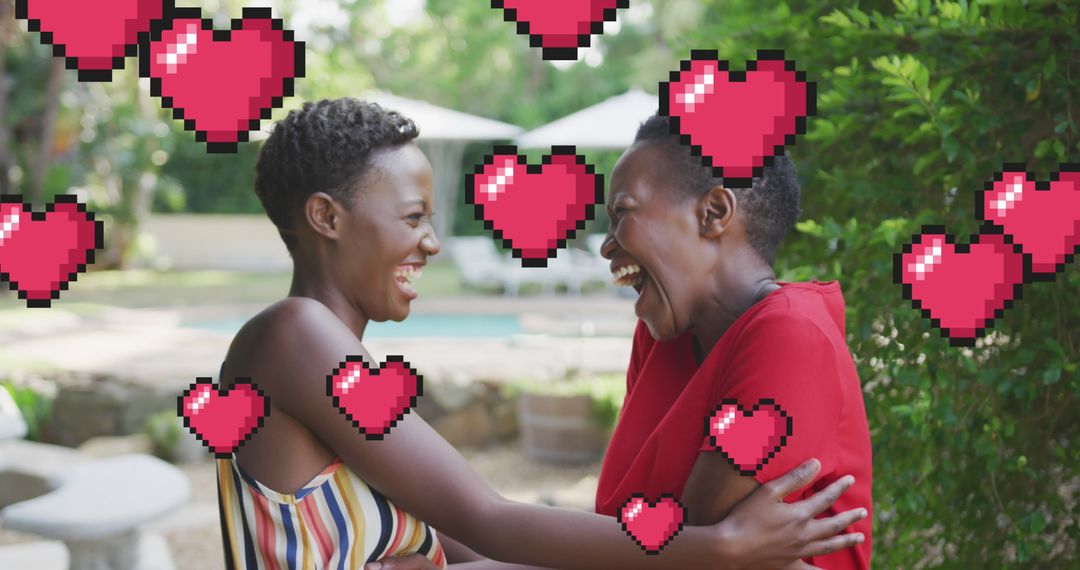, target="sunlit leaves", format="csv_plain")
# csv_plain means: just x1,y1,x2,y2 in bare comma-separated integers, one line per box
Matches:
702,0,1080,565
